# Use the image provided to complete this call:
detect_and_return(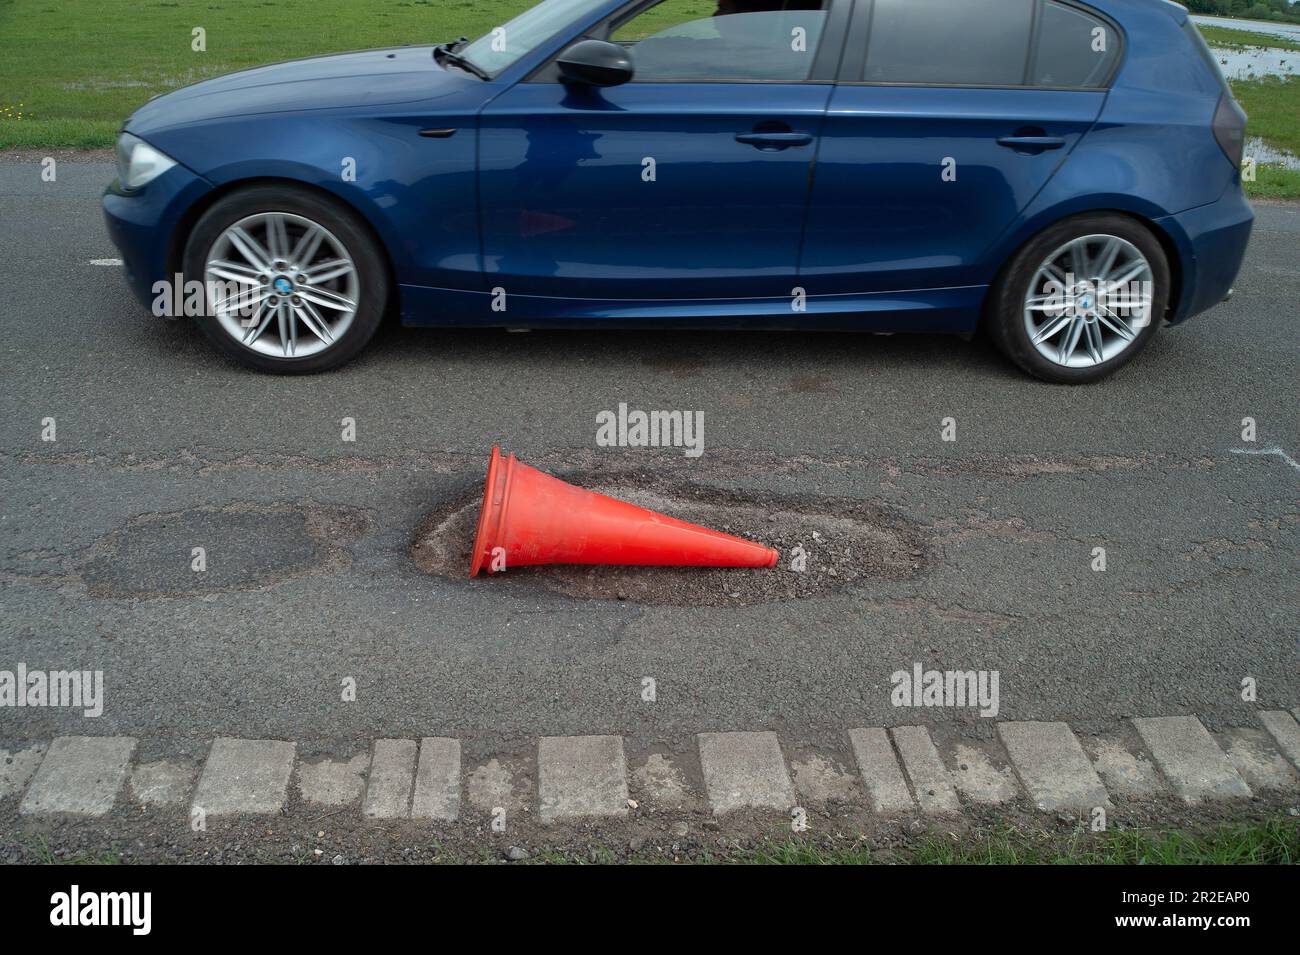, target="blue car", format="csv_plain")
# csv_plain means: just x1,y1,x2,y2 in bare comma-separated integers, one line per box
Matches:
103,0,1253,382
